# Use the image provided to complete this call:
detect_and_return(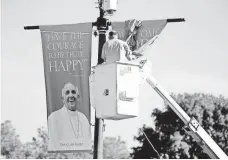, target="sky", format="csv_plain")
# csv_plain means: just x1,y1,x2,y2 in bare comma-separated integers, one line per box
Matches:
1,0,228,151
